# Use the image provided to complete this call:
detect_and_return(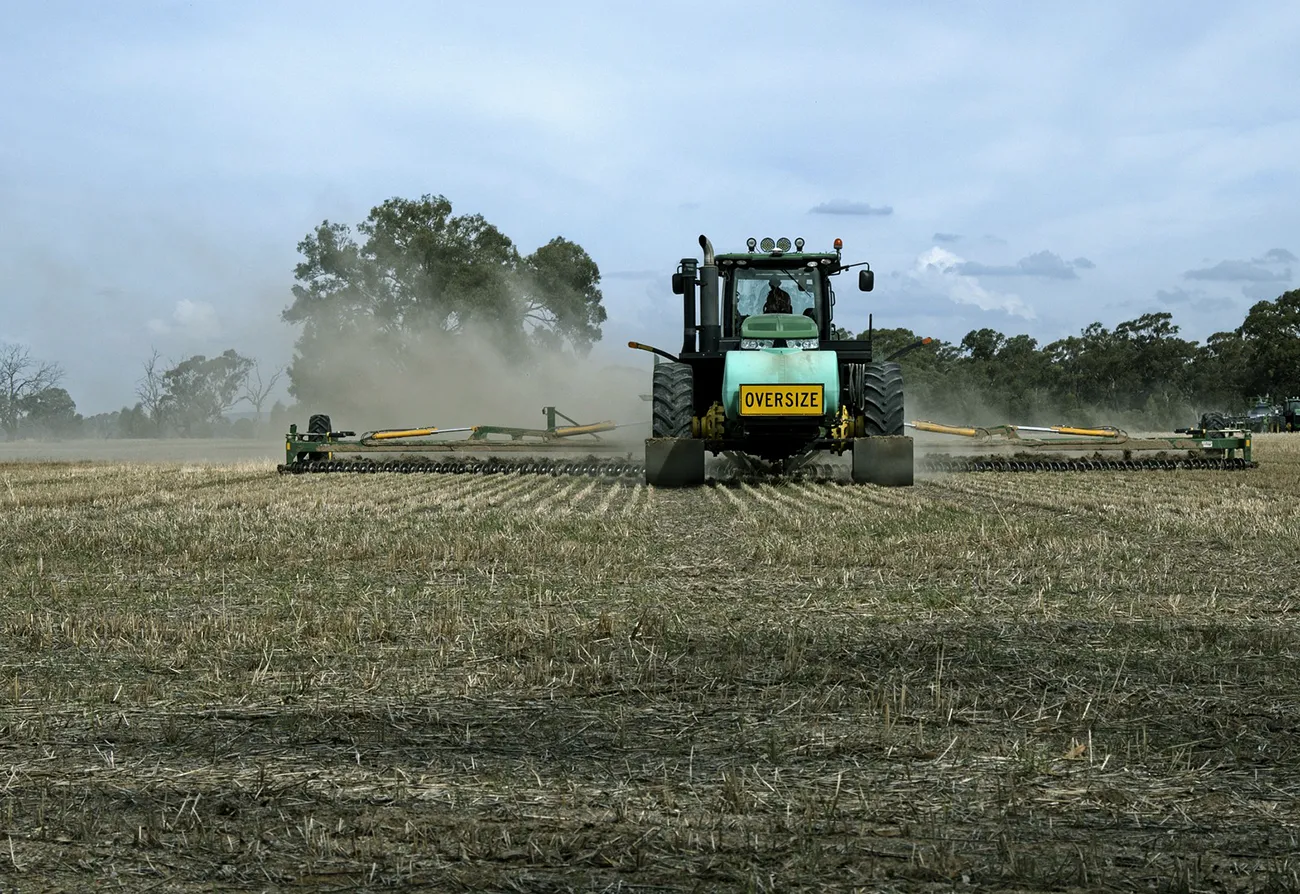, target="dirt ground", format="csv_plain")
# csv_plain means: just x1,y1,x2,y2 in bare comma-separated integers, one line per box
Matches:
2,437,1299,891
